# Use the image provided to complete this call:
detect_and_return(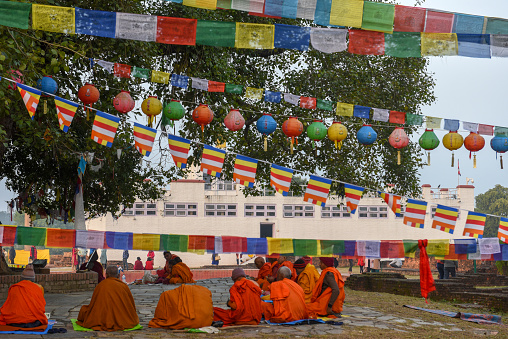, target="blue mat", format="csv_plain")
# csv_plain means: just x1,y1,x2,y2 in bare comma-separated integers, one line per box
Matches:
267,319,343,326
404,305,503,325
0,320,56,334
